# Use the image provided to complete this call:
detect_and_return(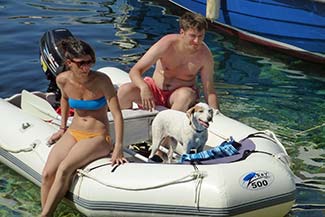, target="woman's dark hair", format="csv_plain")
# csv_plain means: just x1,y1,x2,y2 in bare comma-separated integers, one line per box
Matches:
58,37,96,64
